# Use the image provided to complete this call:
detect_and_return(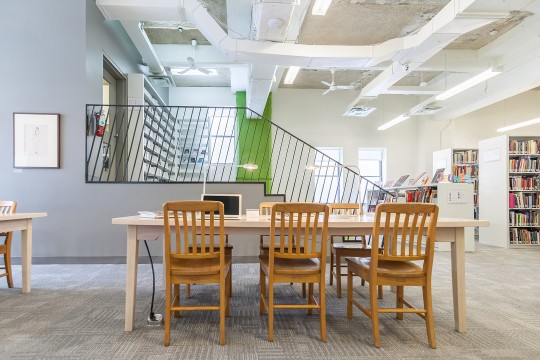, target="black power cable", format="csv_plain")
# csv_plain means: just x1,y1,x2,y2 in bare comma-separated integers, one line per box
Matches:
144,240,157,322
